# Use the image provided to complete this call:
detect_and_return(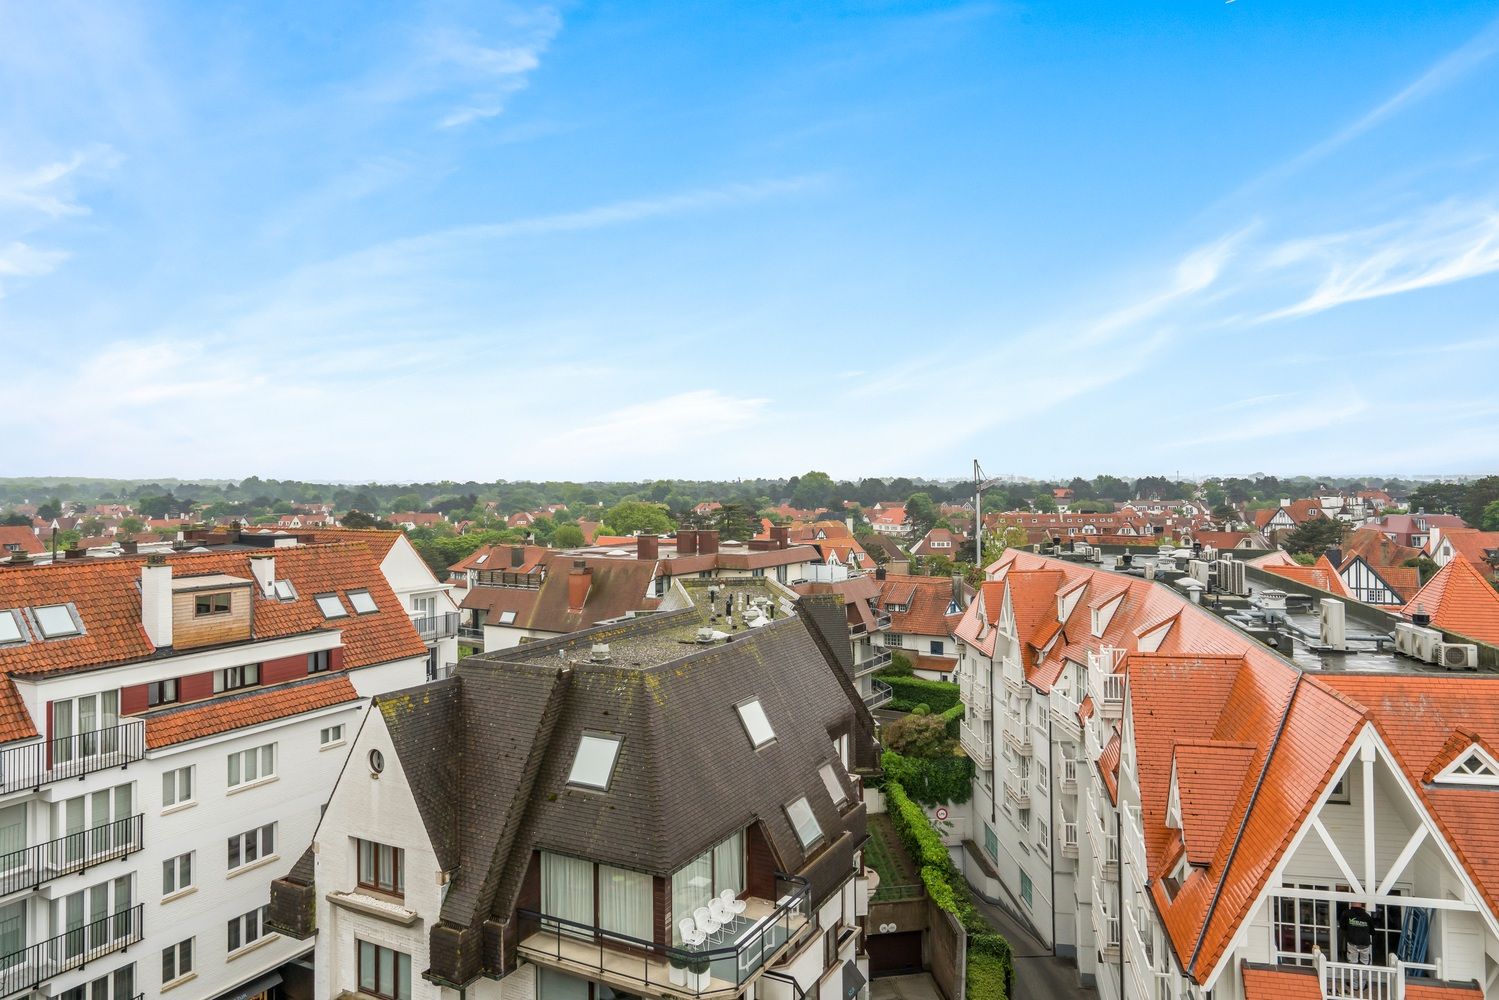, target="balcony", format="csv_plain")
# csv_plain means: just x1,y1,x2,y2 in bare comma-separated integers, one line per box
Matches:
457,624,485,644
1088,669,1125,720
0,721,146,796
517,875,811,999
959,720,992,768
1002,670,1032,701
410,611,460,640
959,674,991,719
1051,697,1082,743
1060,757,1079,795
1004,763,1031,809
1092,902,1121,960
1002,727,1033,757
864,679,893,711
1314,949,1444,1000
1088,824,1119,882
0,903,143,996
0,815,143,897
854,650,892,677
1061,822,1079,859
